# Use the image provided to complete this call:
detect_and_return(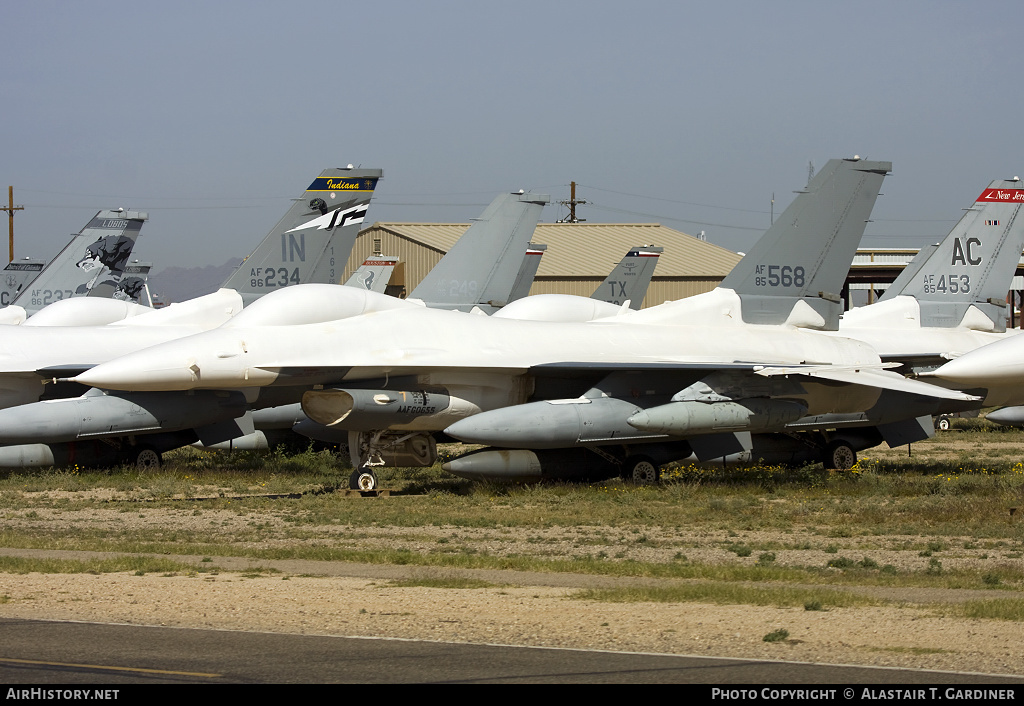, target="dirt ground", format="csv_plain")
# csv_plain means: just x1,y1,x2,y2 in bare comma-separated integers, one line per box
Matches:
1,504,1023,678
